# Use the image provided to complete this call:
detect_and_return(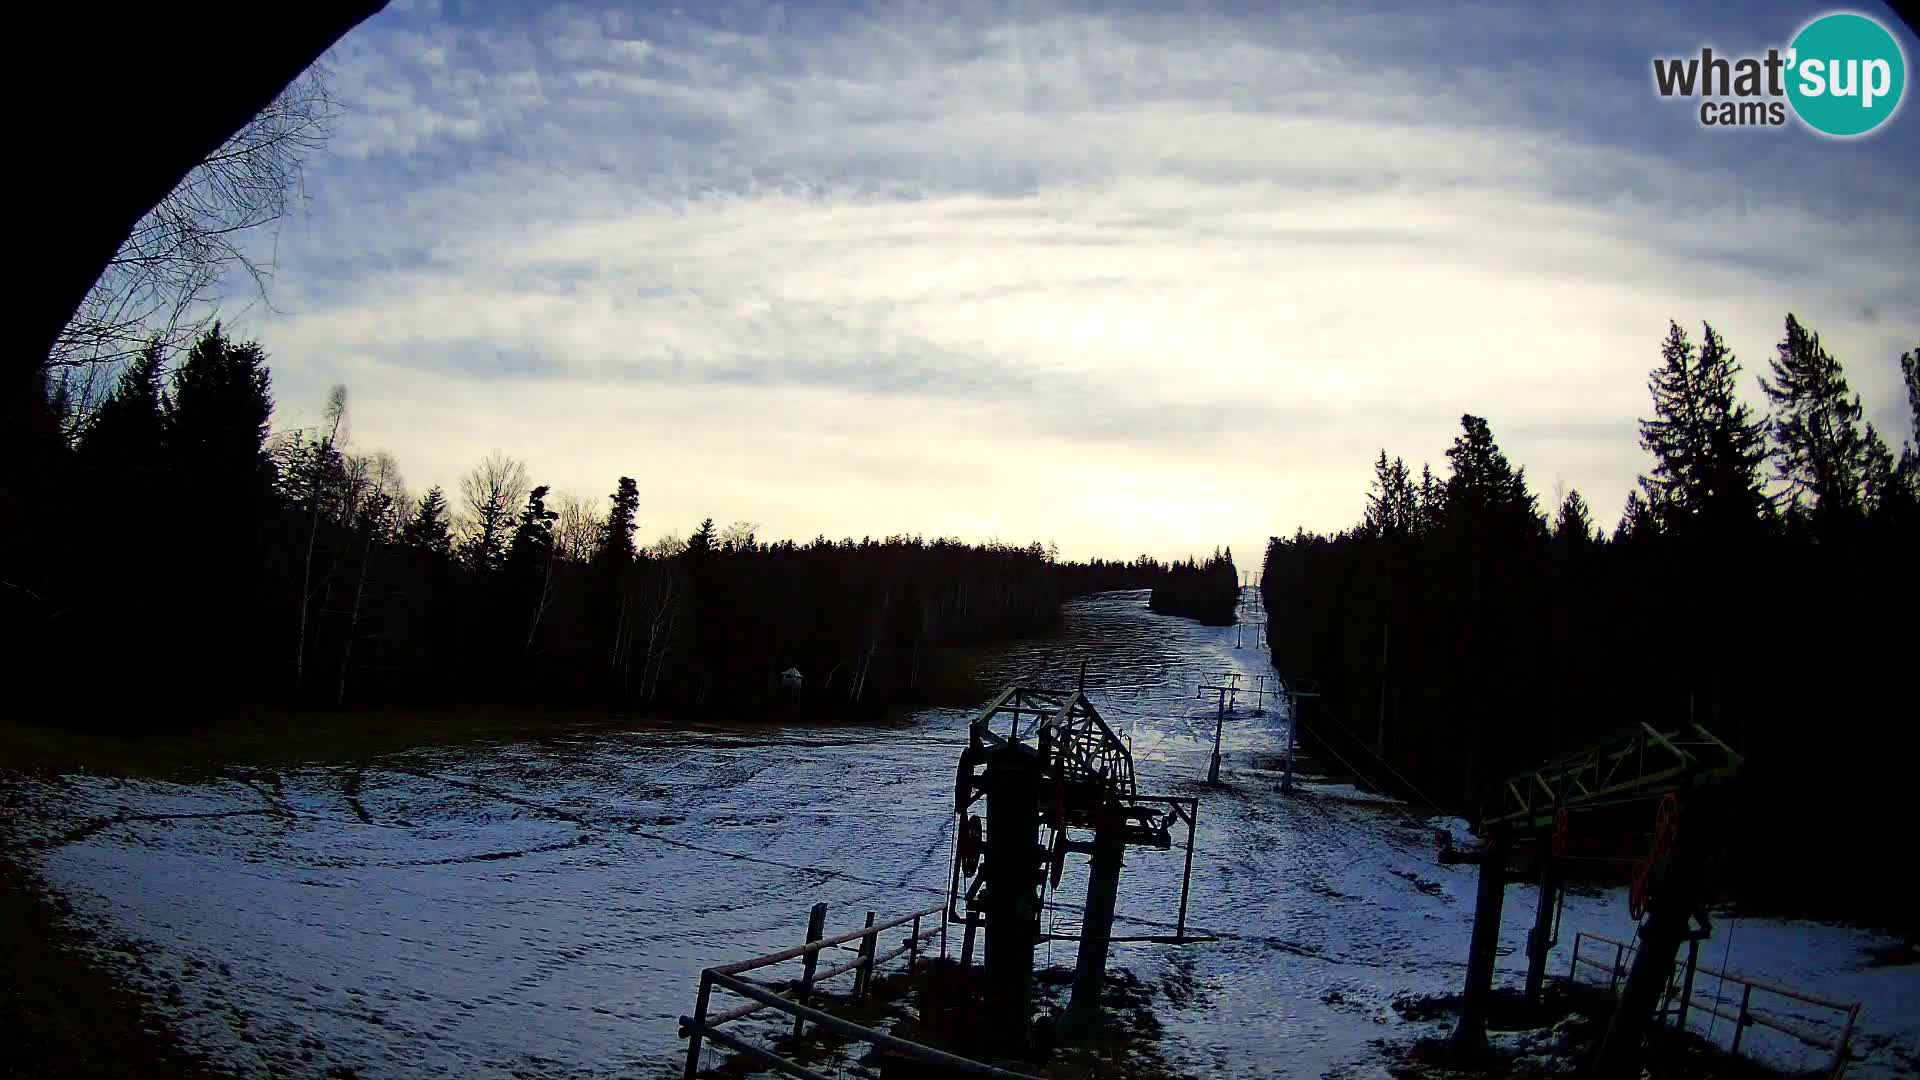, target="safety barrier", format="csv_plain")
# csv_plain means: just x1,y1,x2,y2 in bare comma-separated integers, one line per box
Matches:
678,901,1044,1080
1567,931,1861,1078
